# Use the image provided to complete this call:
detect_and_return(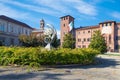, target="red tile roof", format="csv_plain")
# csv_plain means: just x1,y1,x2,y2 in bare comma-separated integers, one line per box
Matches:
76,25,99,30
99,20,116,24
117,22,120,25
60,15,75,19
